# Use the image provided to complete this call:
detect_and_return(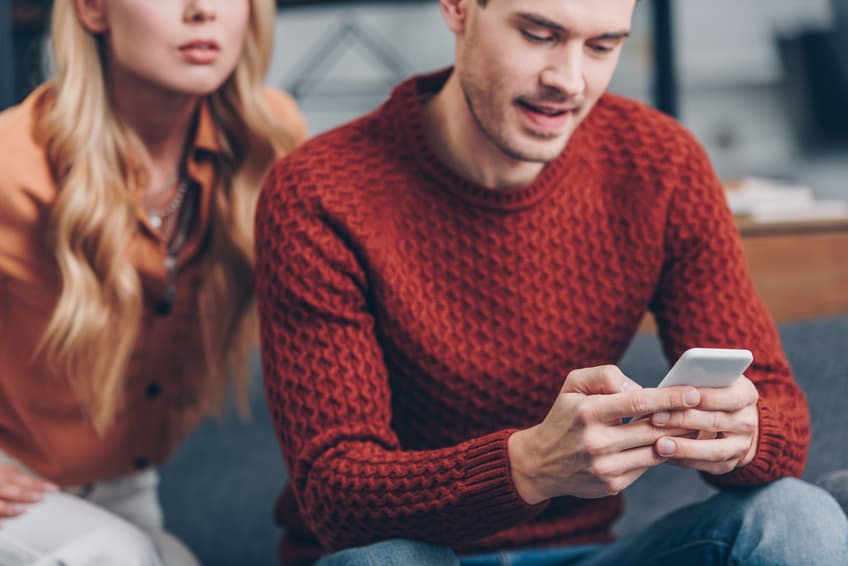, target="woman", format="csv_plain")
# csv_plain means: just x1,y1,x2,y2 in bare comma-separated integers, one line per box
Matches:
0,0,305,563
